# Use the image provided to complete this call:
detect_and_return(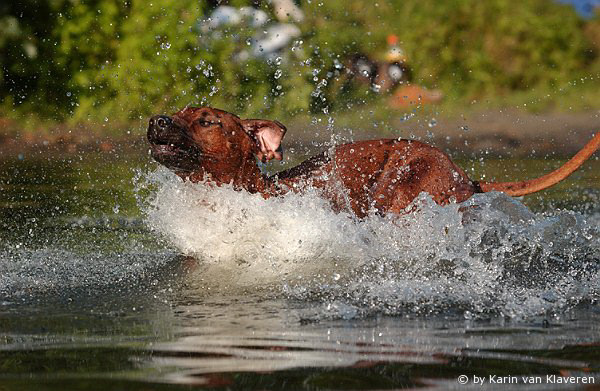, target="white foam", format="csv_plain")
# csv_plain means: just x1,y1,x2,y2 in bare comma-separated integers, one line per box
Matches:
139,167,600,319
